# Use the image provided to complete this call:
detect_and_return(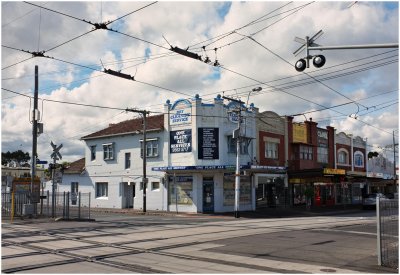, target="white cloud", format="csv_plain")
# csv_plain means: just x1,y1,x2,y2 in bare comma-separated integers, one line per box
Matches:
1,1,398,162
